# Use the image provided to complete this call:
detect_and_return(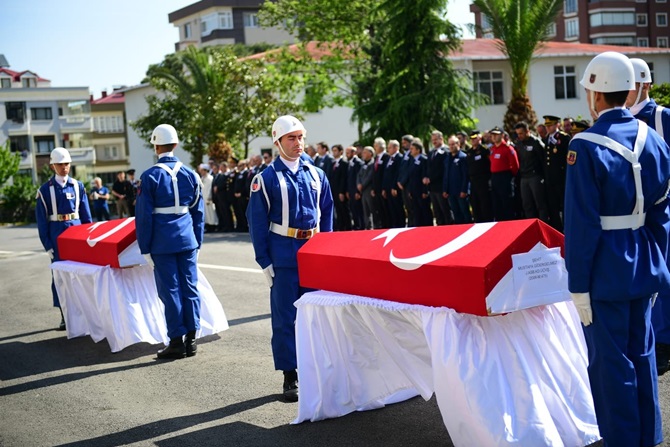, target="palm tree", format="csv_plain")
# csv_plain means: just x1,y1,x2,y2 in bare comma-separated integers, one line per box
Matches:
471,0,562,133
